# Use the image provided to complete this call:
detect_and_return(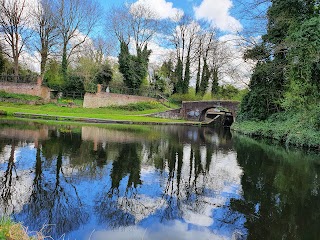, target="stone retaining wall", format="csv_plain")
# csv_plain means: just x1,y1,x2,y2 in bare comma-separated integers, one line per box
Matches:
83,92,156,108
0,79,51,101
147,108,182,120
